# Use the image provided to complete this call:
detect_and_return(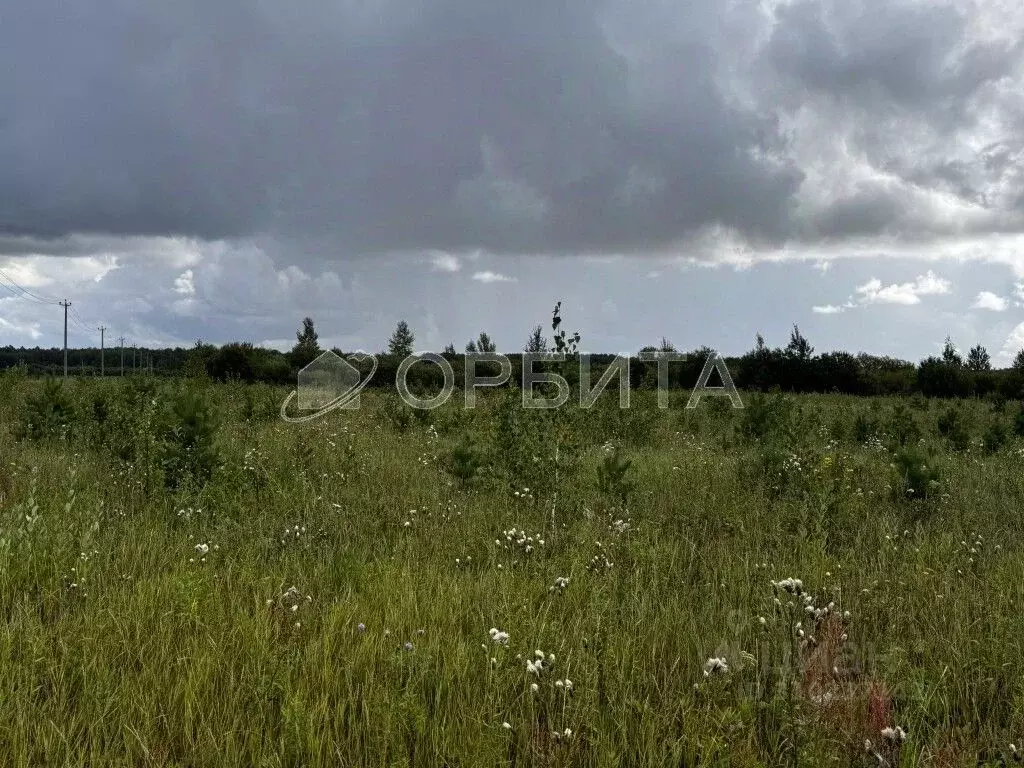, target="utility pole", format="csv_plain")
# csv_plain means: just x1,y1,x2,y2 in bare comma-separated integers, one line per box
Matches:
59,300,71,377
119,336,125,376
99,326,106,376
